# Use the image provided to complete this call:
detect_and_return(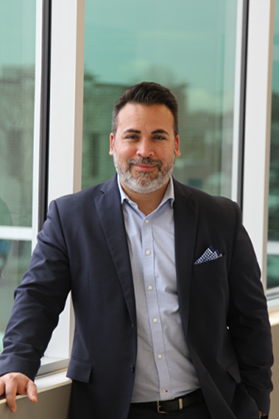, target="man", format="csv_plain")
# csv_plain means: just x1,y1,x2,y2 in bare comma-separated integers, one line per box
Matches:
0,82,273,418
